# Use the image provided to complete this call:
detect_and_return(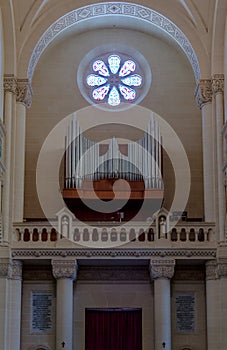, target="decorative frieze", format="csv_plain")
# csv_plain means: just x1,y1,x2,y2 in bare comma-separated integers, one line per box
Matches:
3,75,32,107
212,74,224,95
12,248,217,258
51,259,77,280
196,79,212,108
149,259,175,279
78,266,149,282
